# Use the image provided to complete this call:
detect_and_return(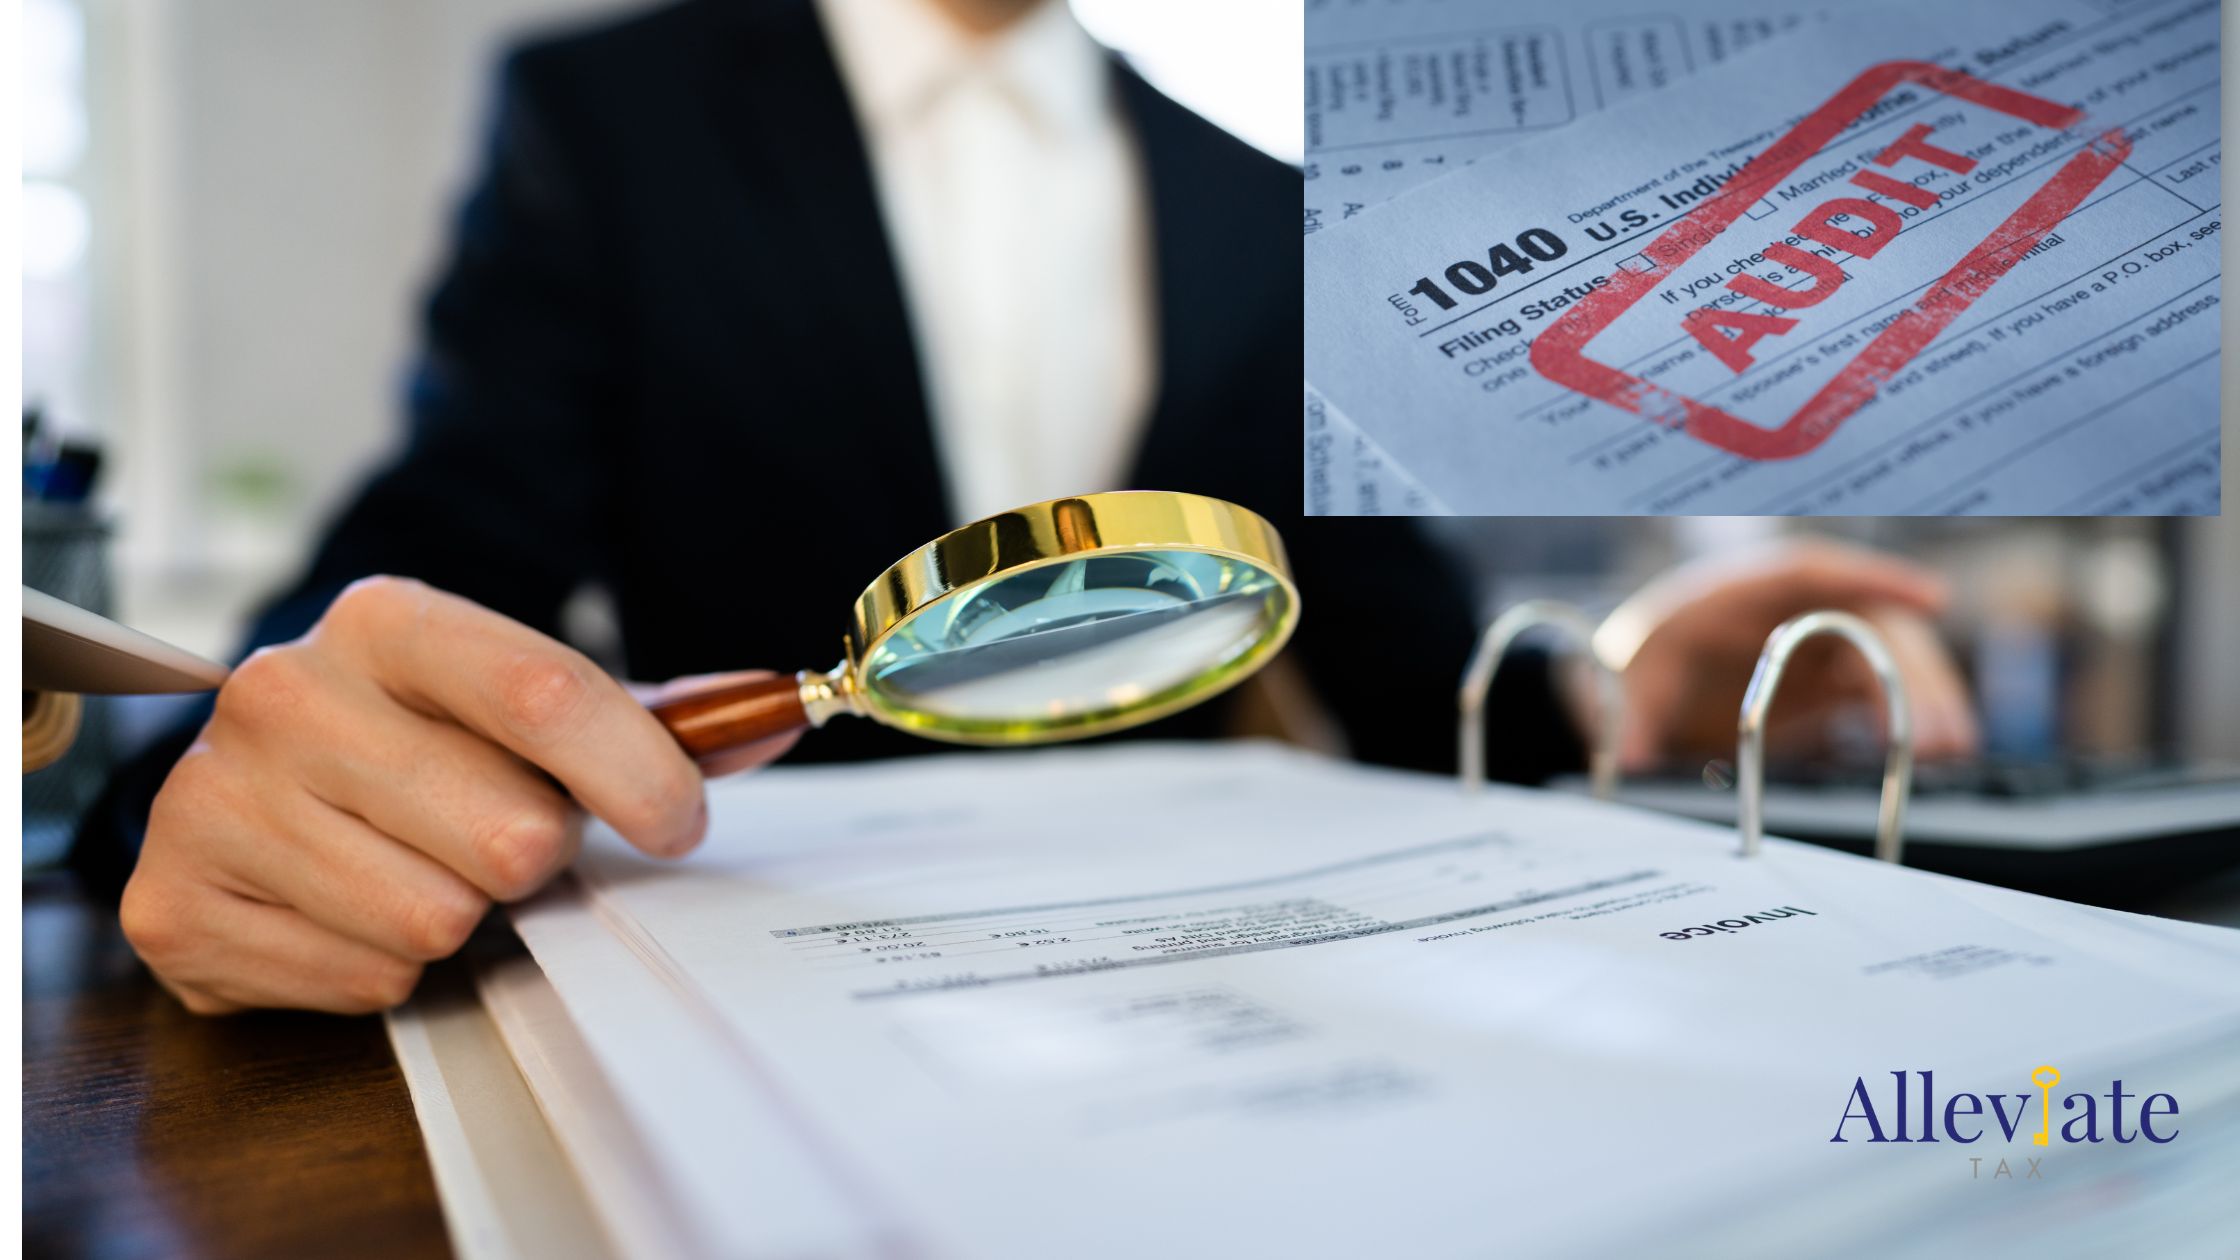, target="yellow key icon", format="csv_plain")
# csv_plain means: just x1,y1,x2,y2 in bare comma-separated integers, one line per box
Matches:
2032,1065,2061,1146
